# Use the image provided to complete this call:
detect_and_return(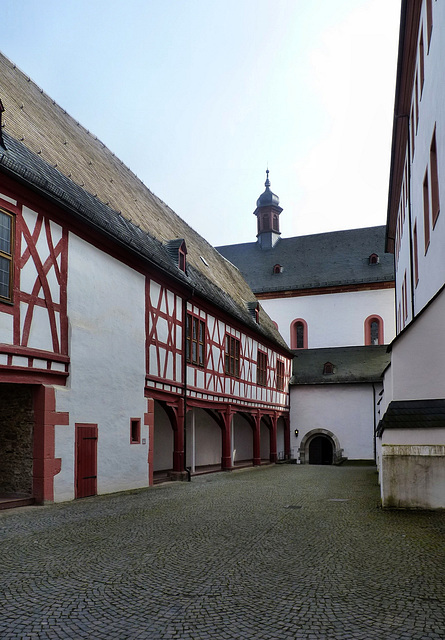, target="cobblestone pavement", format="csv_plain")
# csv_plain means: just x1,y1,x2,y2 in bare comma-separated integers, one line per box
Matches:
1,465,445,640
